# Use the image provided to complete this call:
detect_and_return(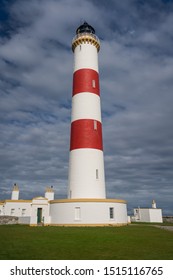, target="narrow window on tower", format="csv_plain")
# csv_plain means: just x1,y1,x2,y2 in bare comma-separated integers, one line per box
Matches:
96,169,99,179
92,79,96,88
94,120,97,130
109,207,114,219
